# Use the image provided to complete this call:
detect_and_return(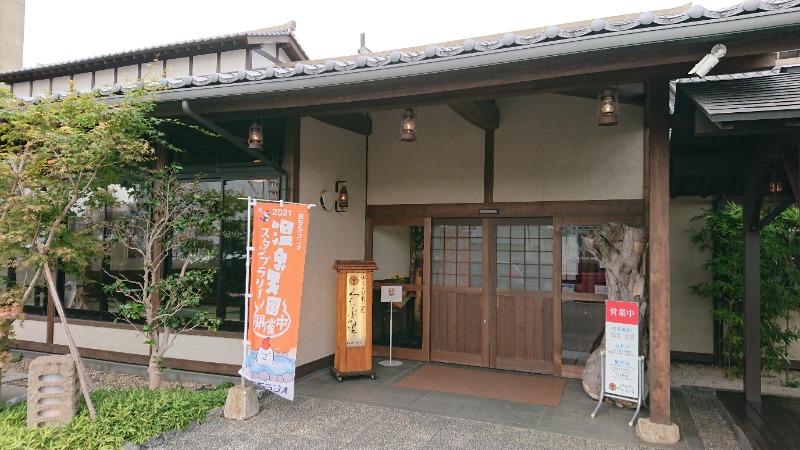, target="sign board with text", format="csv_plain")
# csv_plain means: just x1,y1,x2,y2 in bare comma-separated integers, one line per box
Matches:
332,260,378,380
604,300,639,399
